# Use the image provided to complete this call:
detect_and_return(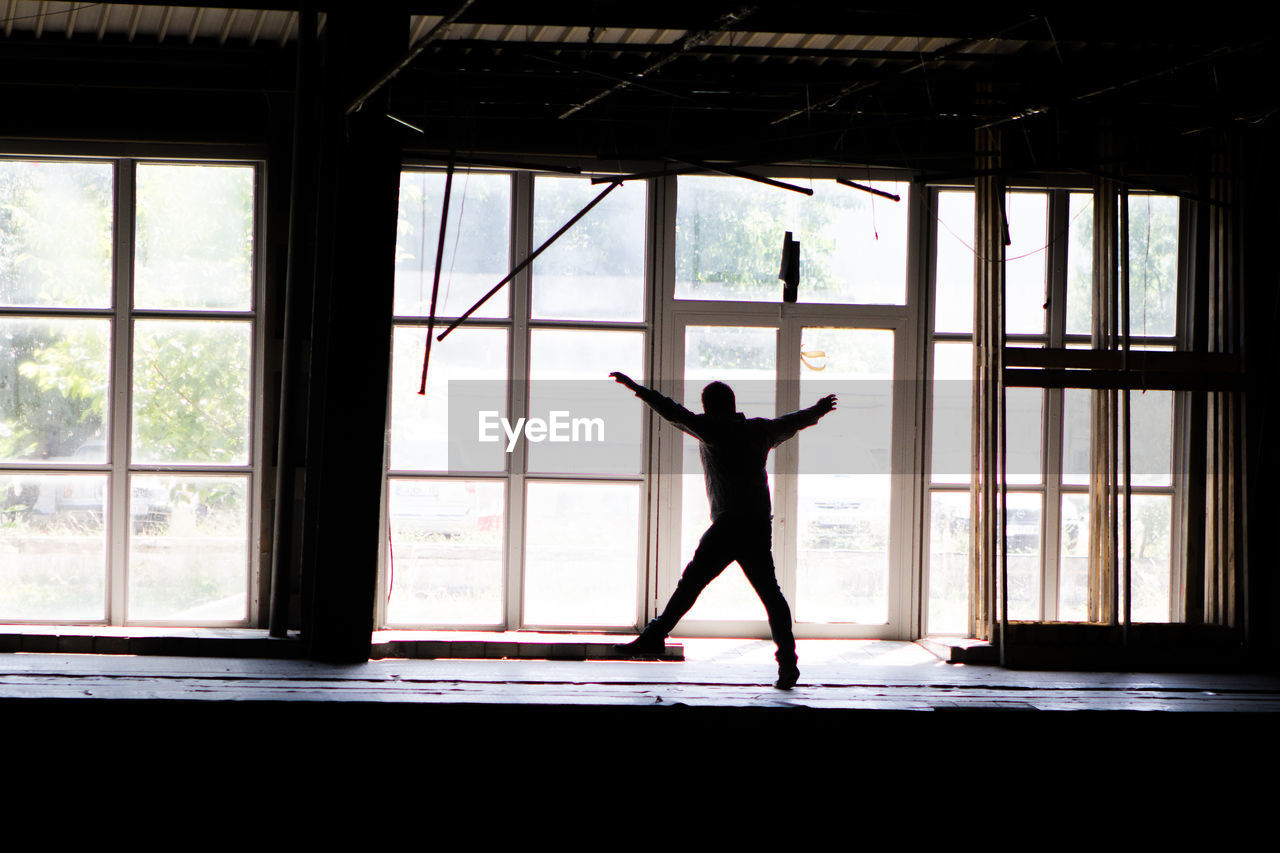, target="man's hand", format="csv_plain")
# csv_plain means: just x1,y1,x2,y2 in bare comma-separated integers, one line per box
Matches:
610,371,640,392
814,394,838,416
